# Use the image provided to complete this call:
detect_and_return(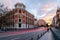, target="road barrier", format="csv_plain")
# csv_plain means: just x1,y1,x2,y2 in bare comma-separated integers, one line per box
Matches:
31,37,33,40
